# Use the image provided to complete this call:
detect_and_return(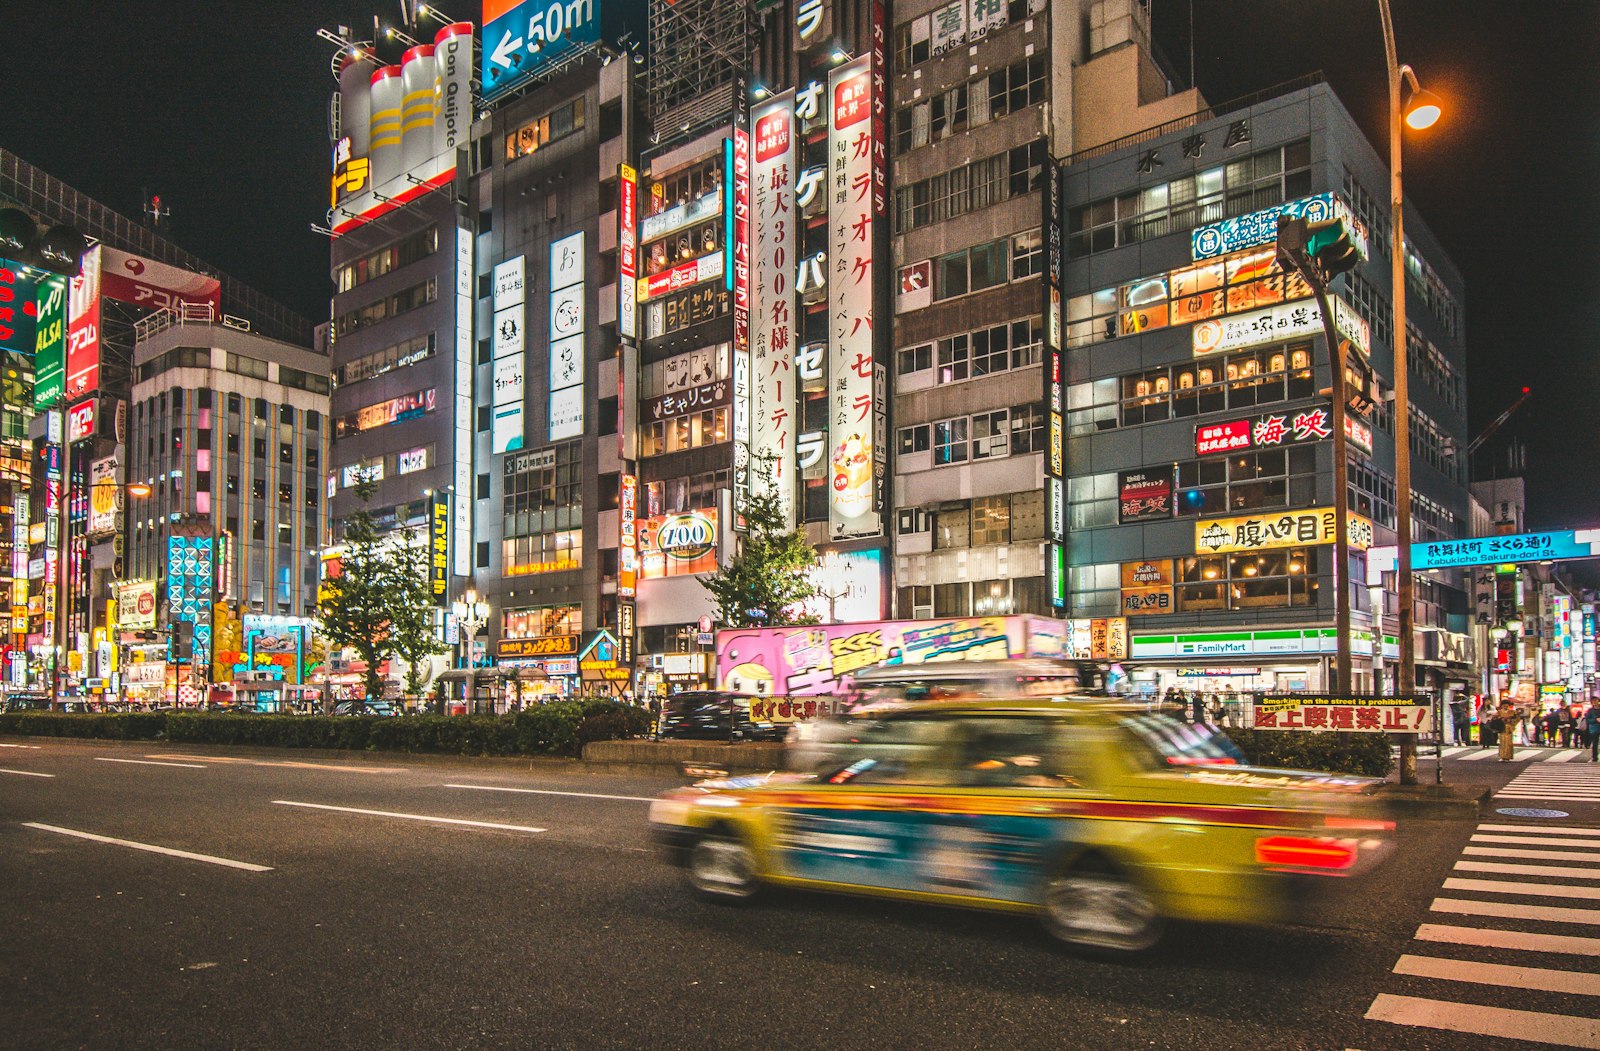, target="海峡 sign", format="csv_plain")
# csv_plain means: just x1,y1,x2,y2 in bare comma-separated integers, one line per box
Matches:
1118,468,1173,523
1196,507,1374,555
1251,693,1431,734
1196,407,1332,457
